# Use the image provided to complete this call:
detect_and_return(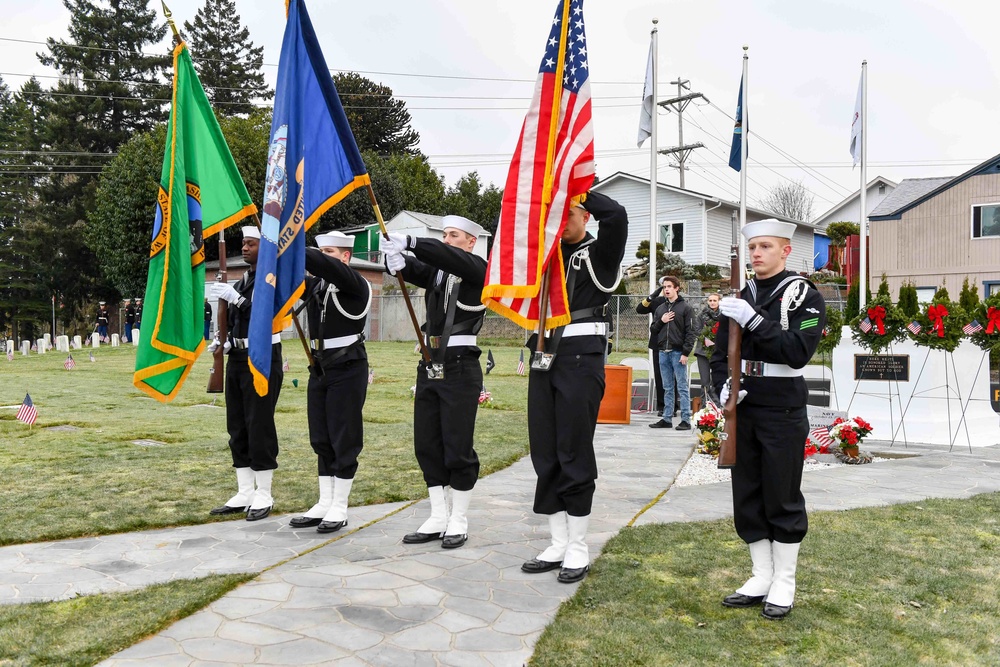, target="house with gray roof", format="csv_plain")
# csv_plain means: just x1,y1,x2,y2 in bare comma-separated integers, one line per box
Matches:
868,155,1000,300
